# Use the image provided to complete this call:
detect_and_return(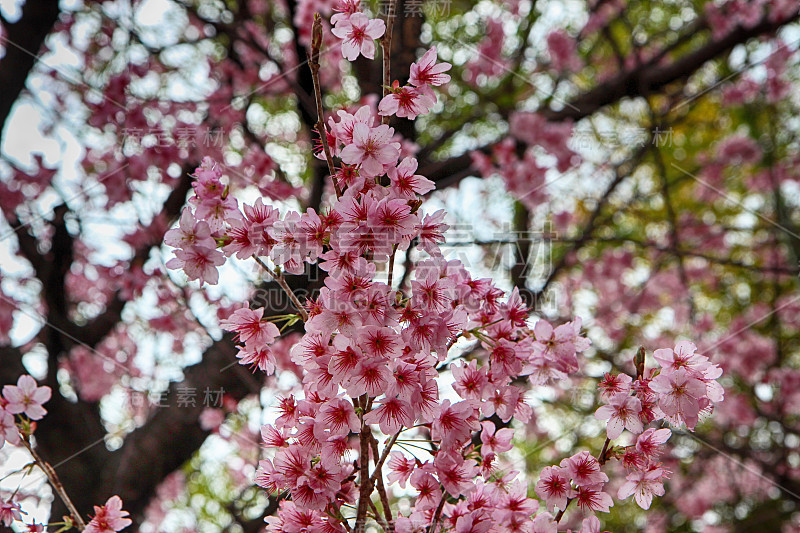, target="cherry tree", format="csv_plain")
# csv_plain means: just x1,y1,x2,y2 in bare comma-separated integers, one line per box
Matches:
0,0,798,532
